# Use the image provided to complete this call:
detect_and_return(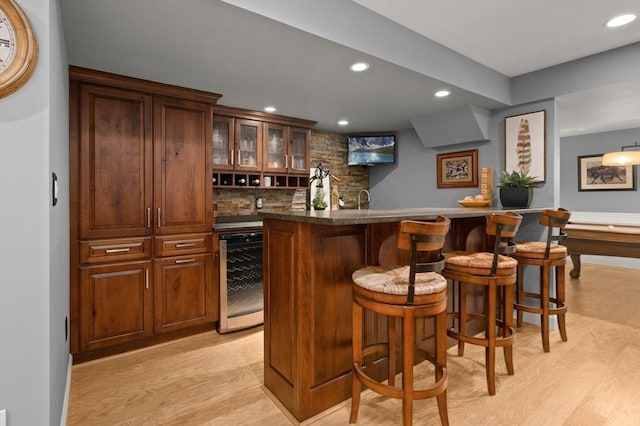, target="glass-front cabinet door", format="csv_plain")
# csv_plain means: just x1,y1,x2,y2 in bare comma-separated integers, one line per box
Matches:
263,123,287,172
213,115,234,170
289,127,310,173
235,119,262,172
